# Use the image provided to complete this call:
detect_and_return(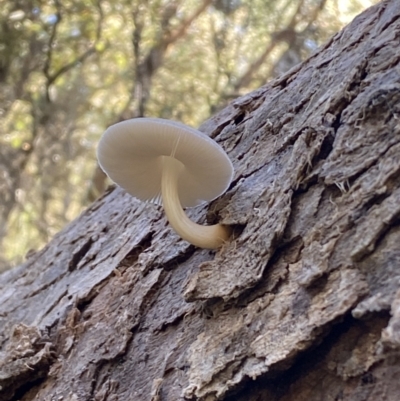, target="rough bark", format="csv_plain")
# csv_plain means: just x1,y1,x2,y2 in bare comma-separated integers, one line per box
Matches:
1,1,400,400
